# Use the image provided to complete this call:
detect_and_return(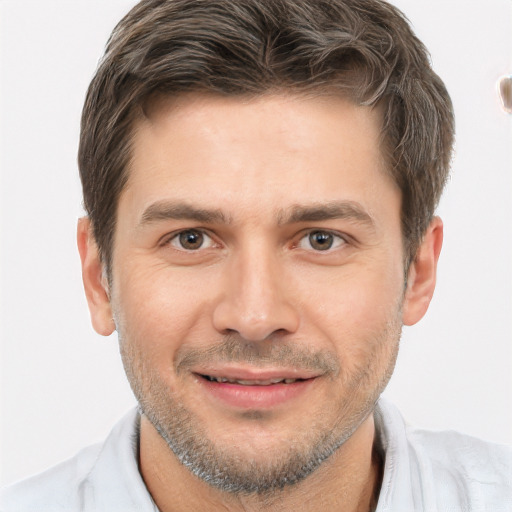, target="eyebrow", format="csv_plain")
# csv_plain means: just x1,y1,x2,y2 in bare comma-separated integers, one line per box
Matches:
138,199,374,229
278,201,375,227
139,201,230,226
